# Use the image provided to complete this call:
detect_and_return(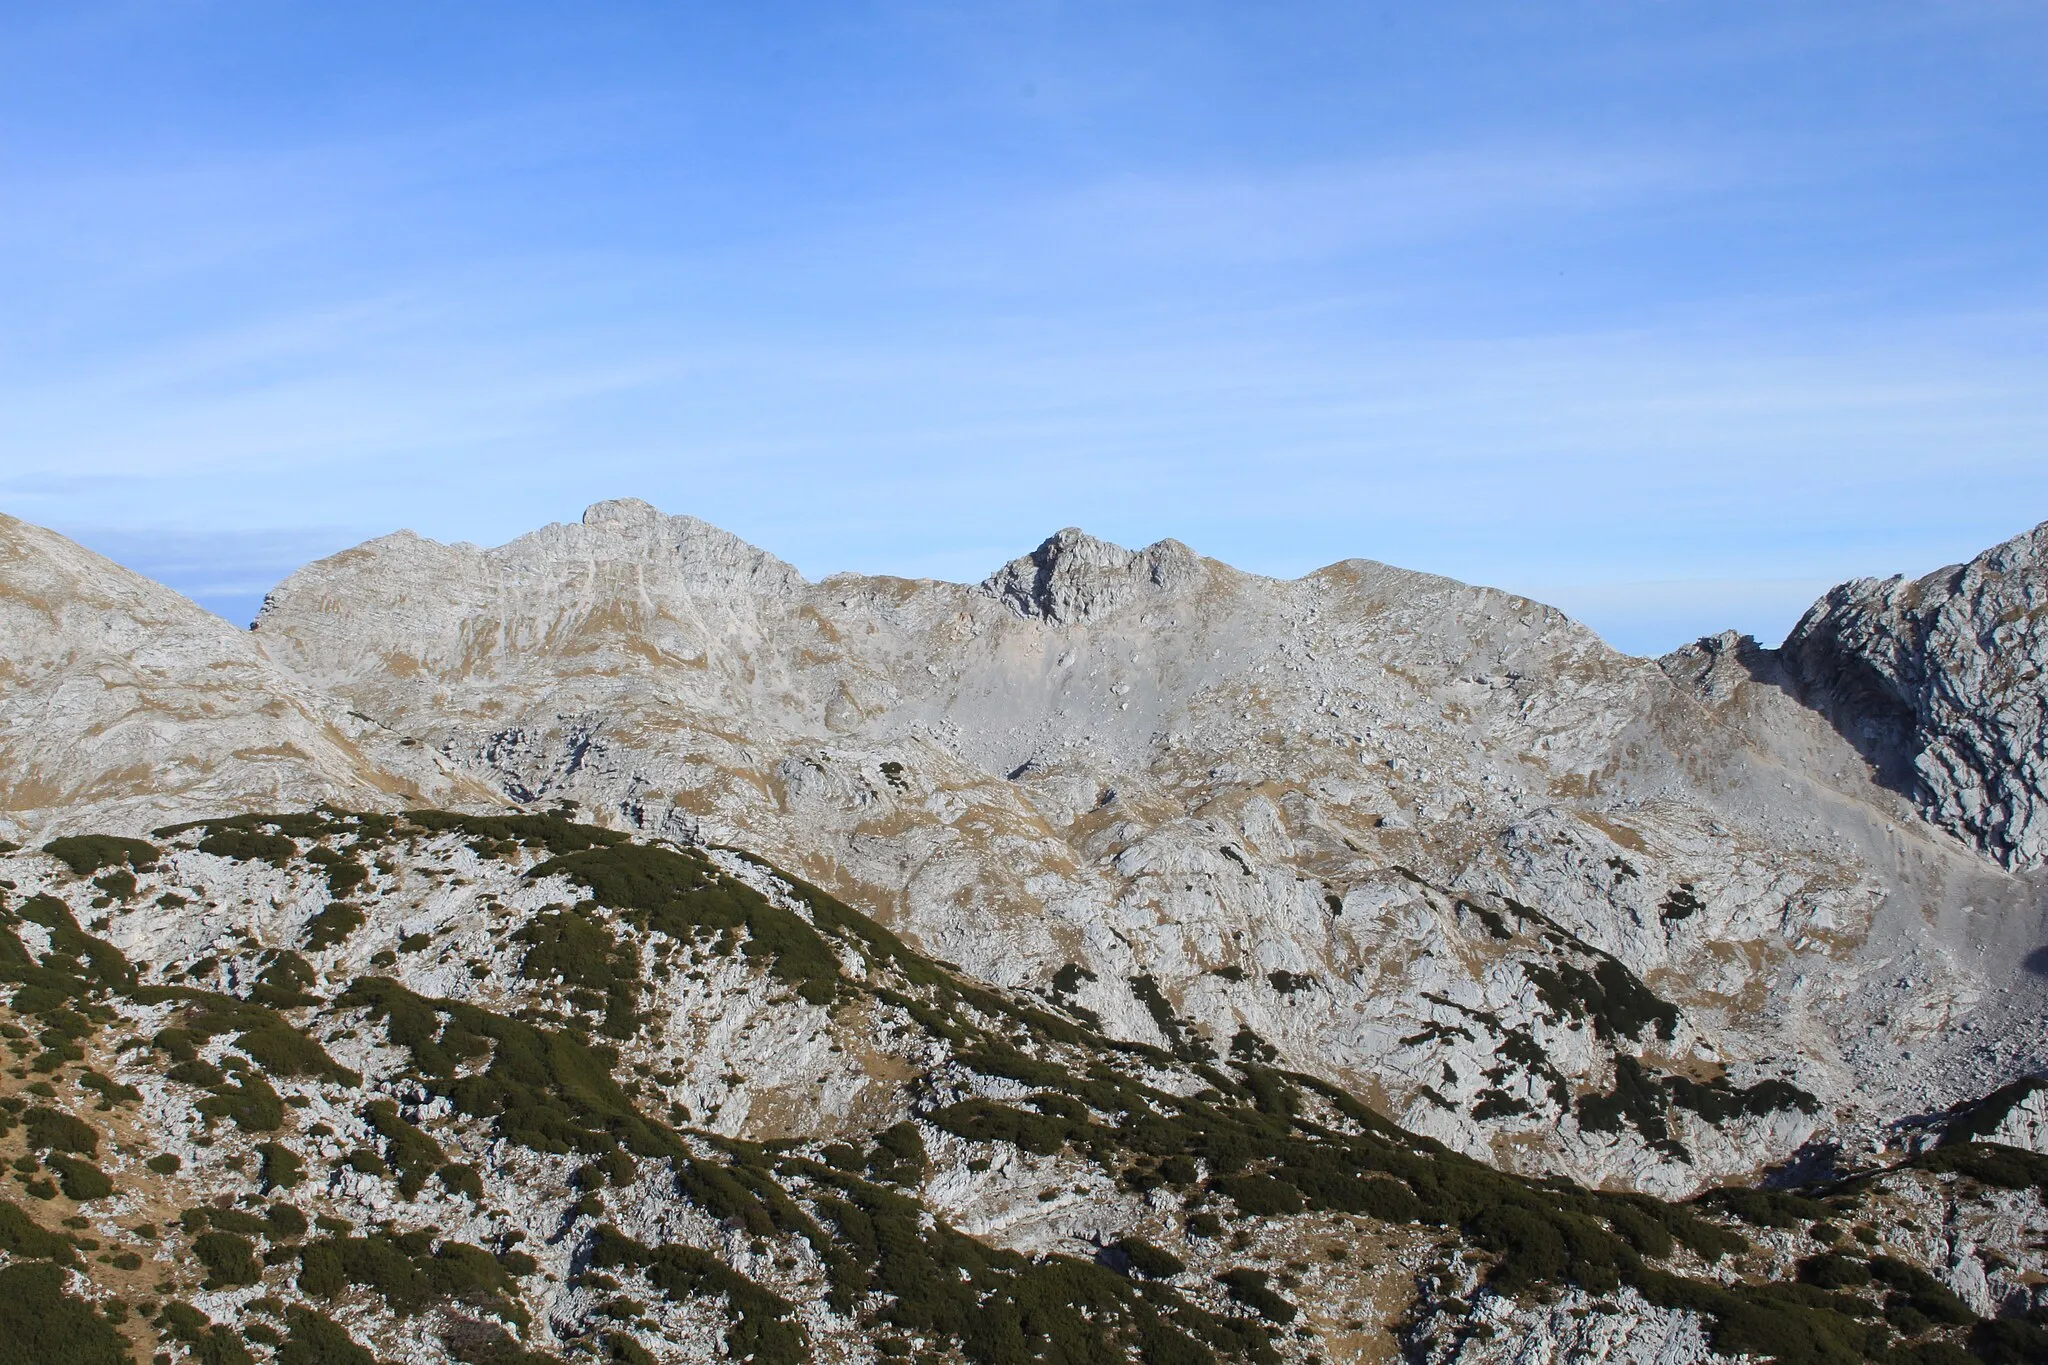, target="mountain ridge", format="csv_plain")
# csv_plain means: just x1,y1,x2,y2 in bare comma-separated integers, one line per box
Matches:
4,501,2048,1365
9,500,2043,1191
